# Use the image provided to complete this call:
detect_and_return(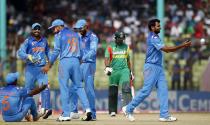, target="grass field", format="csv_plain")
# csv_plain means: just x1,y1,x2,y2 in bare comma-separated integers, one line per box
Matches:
1,113,210,125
